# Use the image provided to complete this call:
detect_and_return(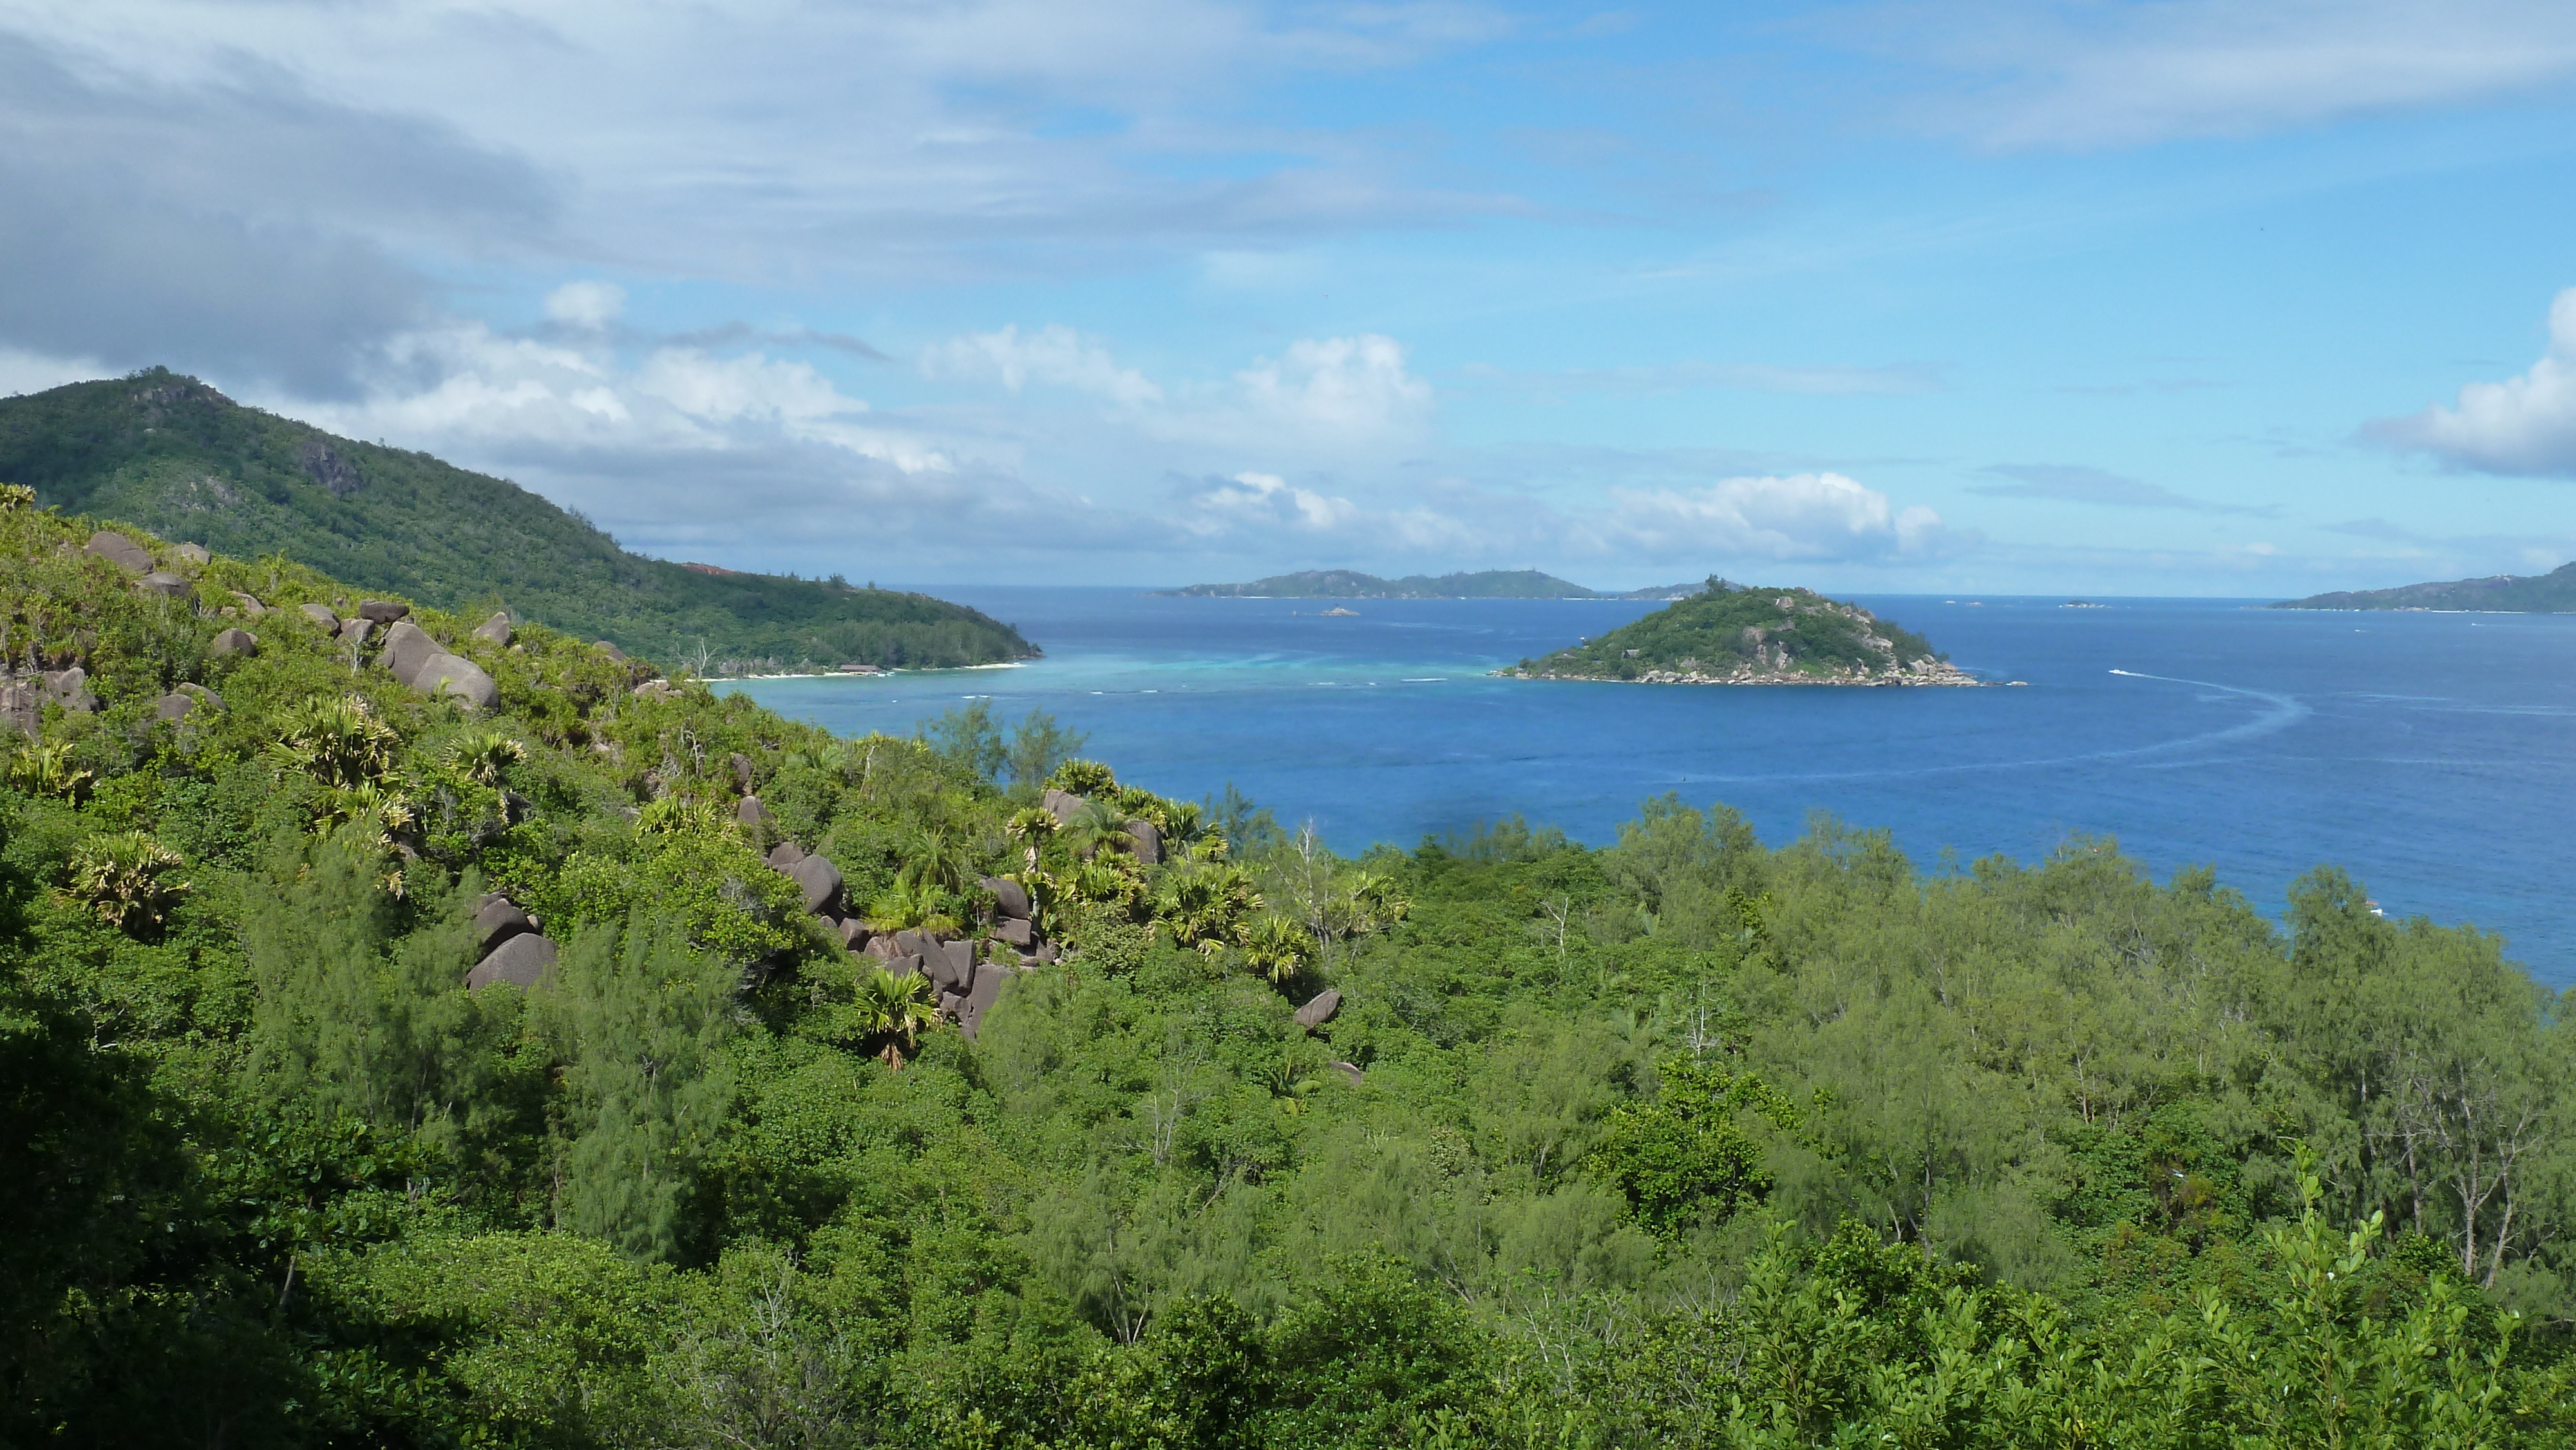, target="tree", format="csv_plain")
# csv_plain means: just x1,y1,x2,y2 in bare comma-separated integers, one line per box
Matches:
1587,1055,1800,1237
